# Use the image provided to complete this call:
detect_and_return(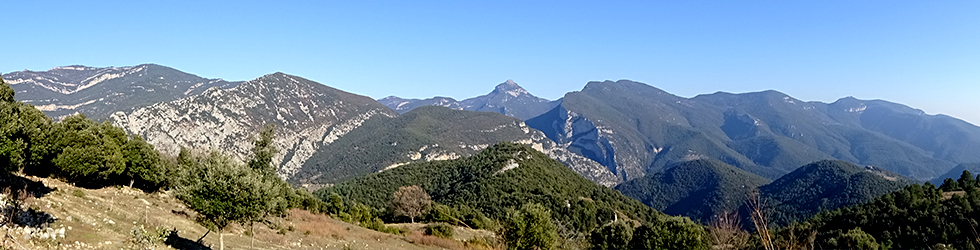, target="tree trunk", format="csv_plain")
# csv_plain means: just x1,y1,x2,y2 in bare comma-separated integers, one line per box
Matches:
197,229,210,243
220,231,225,250
129,178,135,188
250,221,255,250
411,216,414,224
